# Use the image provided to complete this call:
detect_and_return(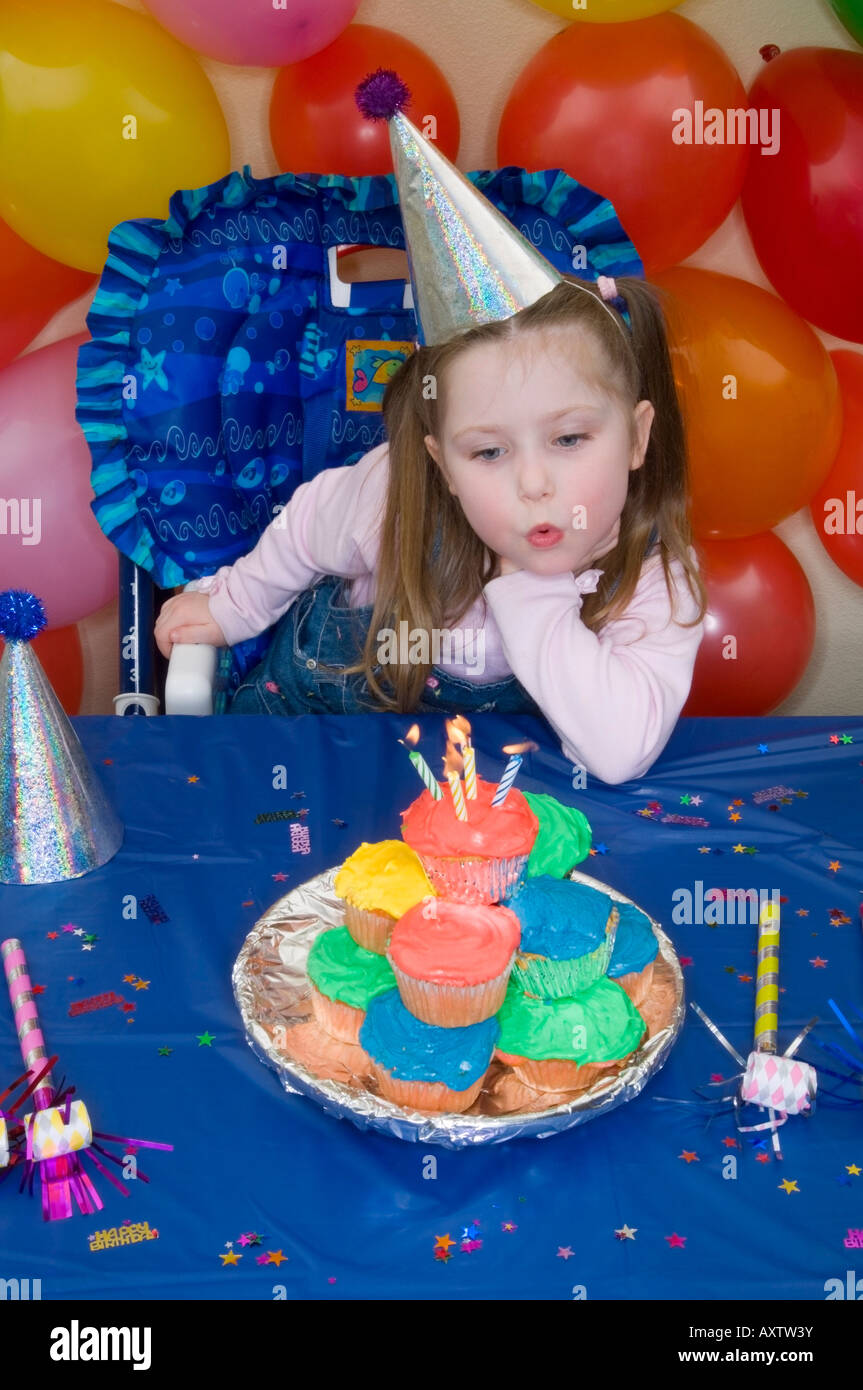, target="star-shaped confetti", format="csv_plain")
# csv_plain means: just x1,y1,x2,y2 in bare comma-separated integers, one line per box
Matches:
133,979,150,991
501,1222,517,1232
157,1046,172,1057
187,775,200,784
680,794,692,805
721,1137,739,1148
267,1251,287,1266
828,860,841,872
434,1248,452,1262
698,846,711,854
61,924,78,933
665,1233,686,1248
678,956,693,967
847,1165,861,1176
123,974,138,984
679,1150,699,1163
757,743,768,754
738,973,753,983
778,1179,799,1194
460,1239,482,1253
220,1251,241,1266
46,931,59,940
809,957,827,968
615,1225,637,1240
256,1253,270,1266
272,872,289,882
31,984,46,995
755,1152,771,1164
434,1234,455,1252
690,795,703,806
557,1246,574,1259
196,1031,215,1047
